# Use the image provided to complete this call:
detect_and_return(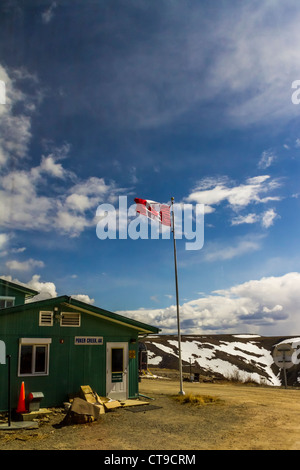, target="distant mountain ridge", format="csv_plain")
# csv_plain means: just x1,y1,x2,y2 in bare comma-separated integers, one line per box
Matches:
141,334,300,386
